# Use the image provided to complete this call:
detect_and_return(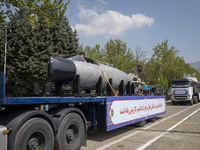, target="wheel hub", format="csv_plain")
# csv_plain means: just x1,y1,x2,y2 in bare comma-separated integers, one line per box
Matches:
27,138,39,150
67,129,75,141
